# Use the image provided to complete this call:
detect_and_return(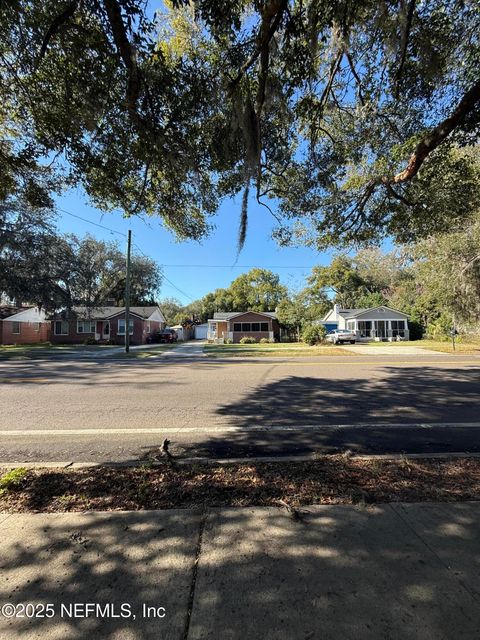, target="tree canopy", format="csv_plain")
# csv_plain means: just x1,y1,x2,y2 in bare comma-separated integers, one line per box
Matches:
0,212,162,309
1,1,478,249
